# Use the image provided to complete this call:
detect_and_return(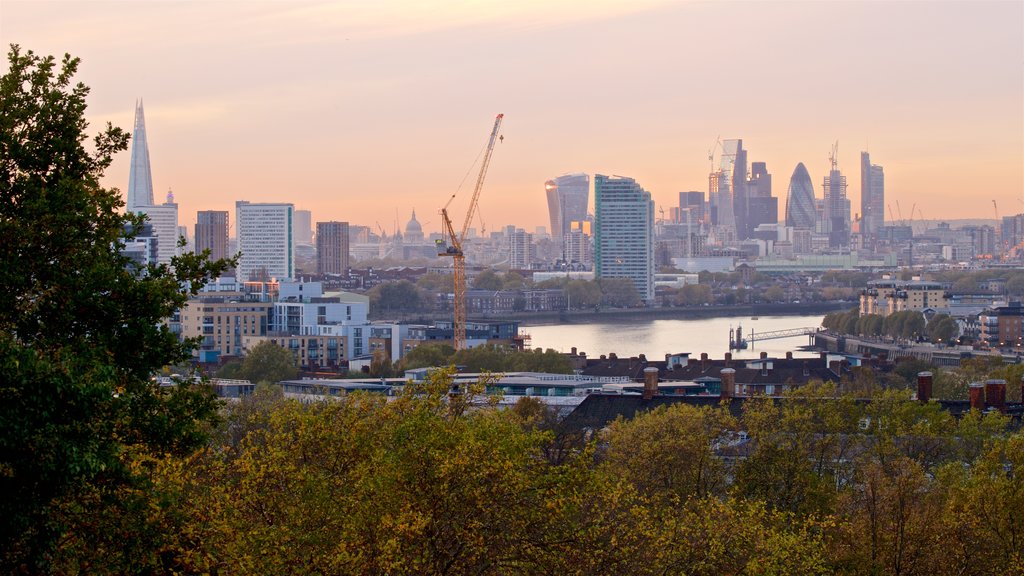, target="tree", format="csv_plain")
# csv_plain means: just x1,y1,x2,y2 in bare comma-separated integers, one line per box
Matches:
472,269,504,290
599,277,642,307
763,284,785,303
367,280,424,314
925,314,958,343
239,341,299,384
399,342,455,370
0,46,232,570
